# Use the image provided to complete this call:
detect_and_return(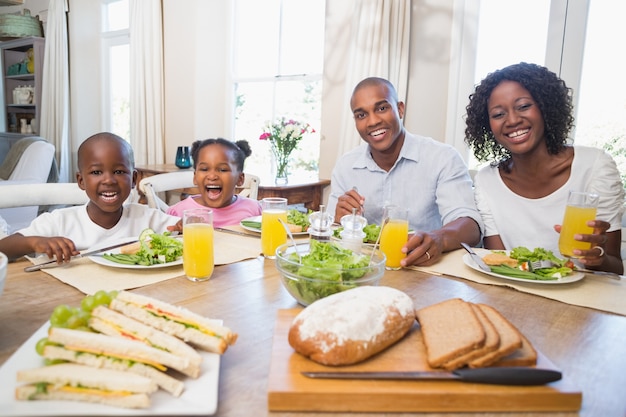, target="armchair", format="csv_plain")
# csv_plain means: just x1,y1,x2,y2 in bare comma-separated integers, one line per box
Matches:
0,138,57,233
